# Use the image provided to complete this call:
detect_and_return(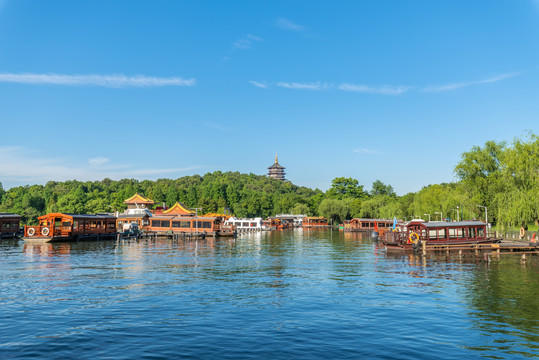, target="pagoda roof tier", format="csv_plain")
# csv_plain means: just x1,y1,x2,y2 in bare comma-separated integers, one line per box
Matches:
268,163,285,169
123,193,155,204
163,202,195,215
